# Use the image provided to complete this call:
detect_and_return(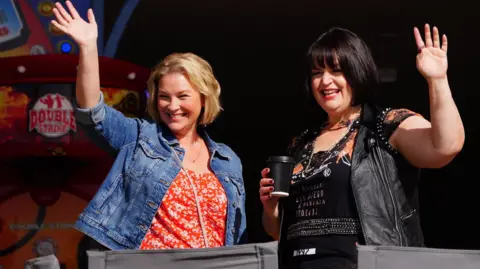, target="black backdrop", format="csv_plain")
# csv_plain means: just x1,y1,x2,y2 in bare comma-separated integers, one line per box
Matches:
103,0,478,249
